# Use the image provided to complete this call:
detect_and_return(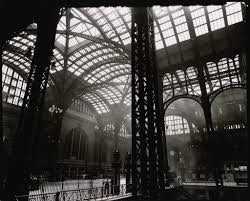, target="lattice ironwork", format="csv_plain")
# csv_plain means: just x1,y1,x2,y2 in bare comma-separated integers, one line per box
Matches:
131,7,166,198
